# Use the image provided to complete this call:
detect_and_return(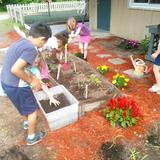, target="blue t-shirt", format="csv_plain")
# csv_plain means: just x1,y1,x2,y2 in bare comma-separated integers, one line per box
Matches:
1,38,37,87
